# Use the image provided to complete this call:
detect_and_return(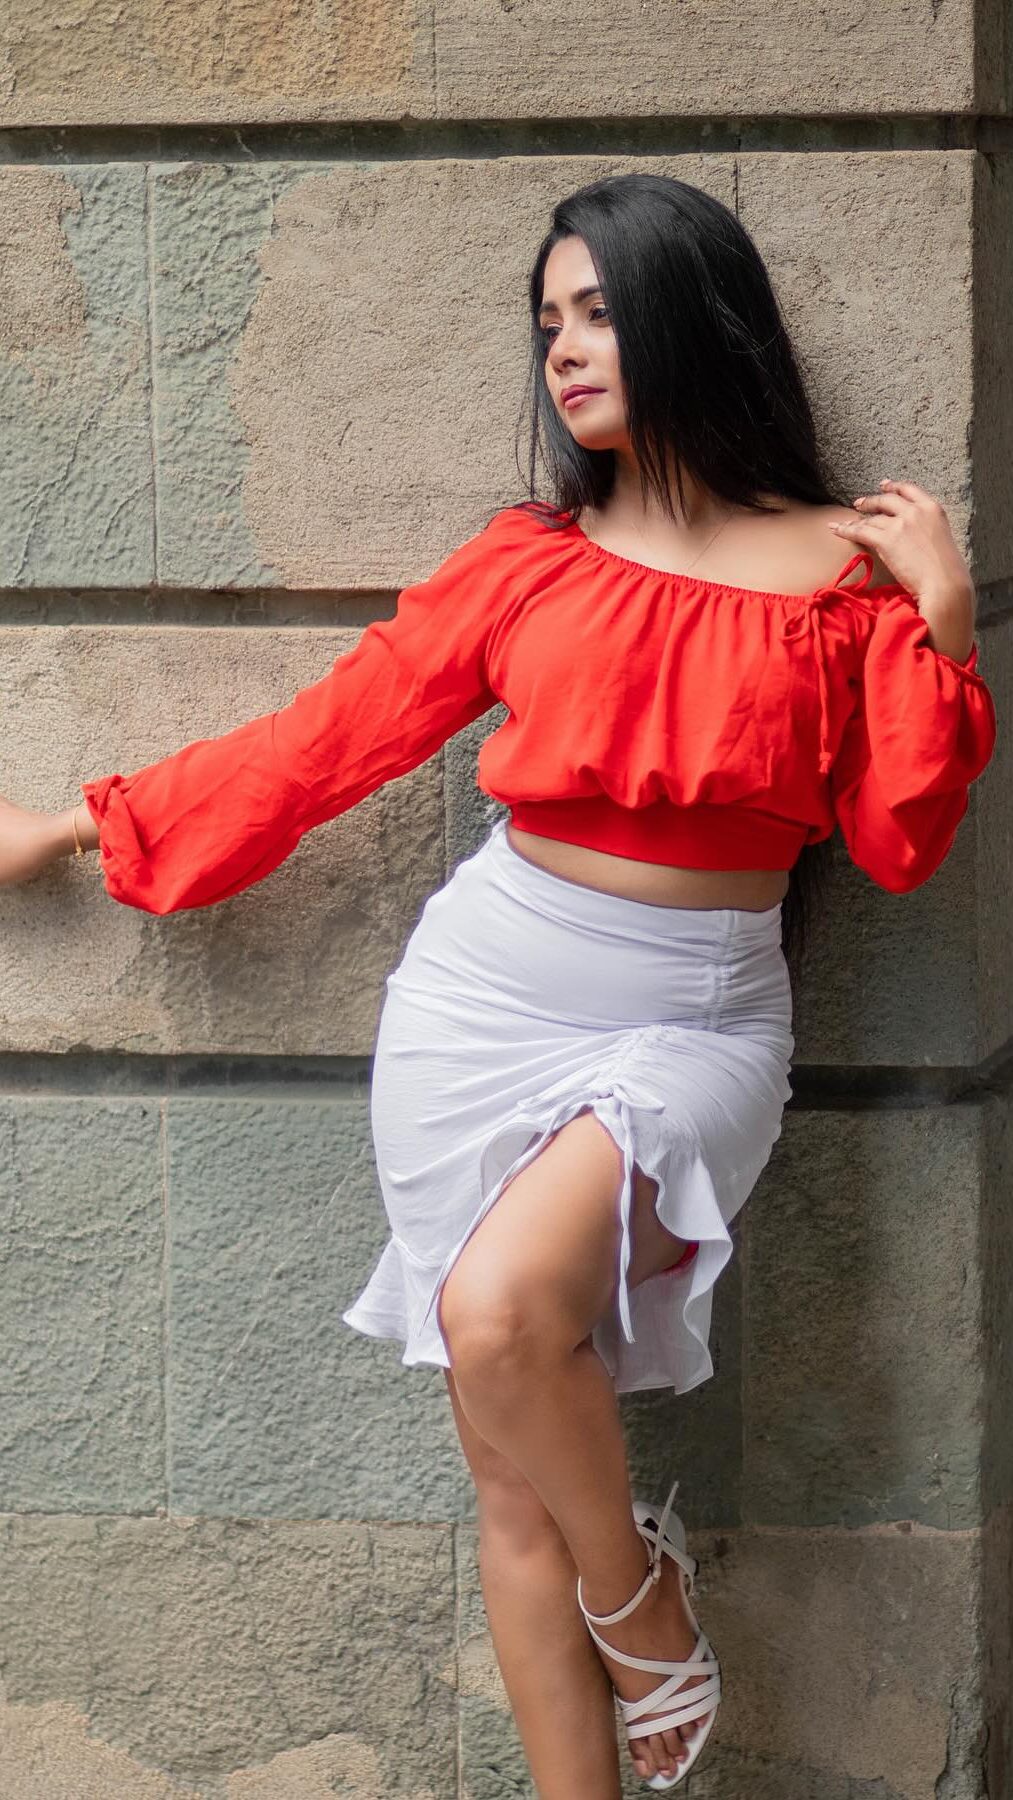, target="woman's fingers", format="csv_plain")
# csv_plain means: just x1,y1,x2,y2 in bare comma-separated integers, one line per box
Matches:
853,491,904,515
830,478,972,606
879,477,932,502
